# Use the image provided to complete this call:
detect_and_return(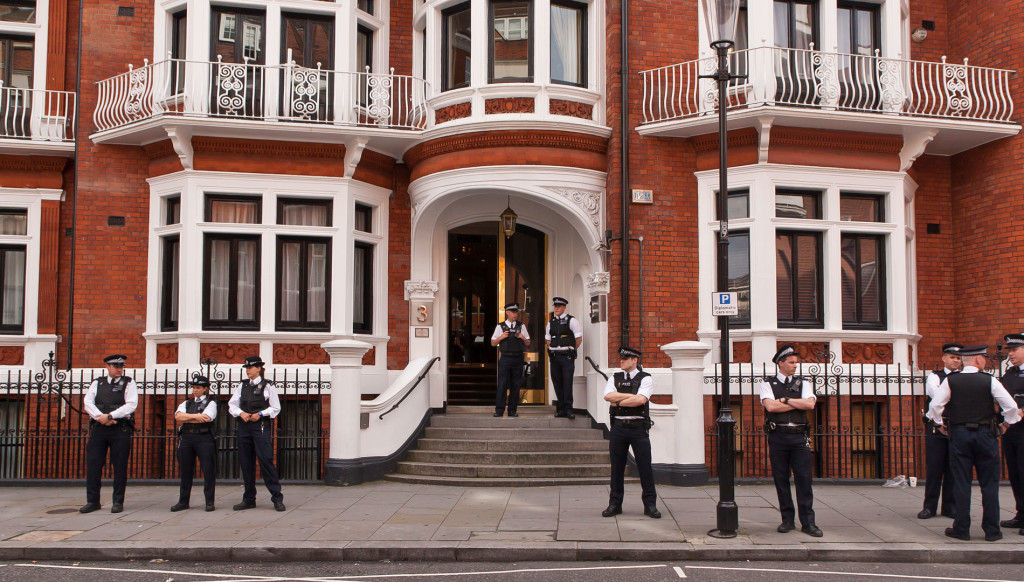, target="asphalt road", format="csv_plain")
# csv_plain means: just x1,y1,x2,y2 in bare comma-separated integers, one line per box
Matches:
1,561,1022,582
